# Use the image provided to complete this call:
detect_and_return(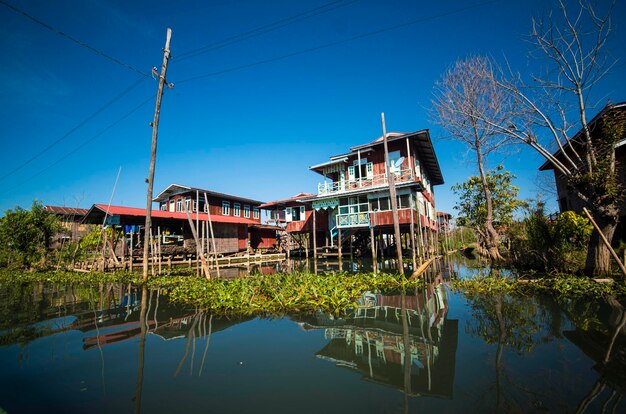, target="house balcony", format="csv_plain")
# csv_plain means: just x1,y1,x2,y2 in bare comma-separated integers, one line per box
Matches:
317,168,418,196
